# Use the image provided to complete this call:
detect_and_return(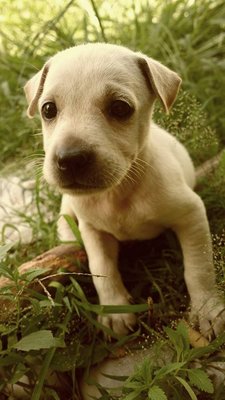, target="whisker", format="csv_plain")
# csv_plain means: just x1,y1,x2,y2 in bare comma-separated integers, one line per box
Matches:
104,165,136,191
135,157,157,174
33,132,43,137
105,168,124,187
27,159,44,167
131,161,146,174
135,157,165,190
25,154,45,162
